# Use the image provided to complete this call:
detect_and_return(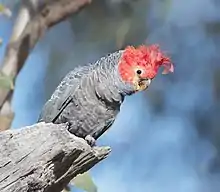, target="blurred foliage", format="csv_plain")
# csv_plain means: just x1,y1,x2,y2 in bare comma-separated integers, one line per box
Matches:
62,172,97,192
70,172,97,192
69,0,149,48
